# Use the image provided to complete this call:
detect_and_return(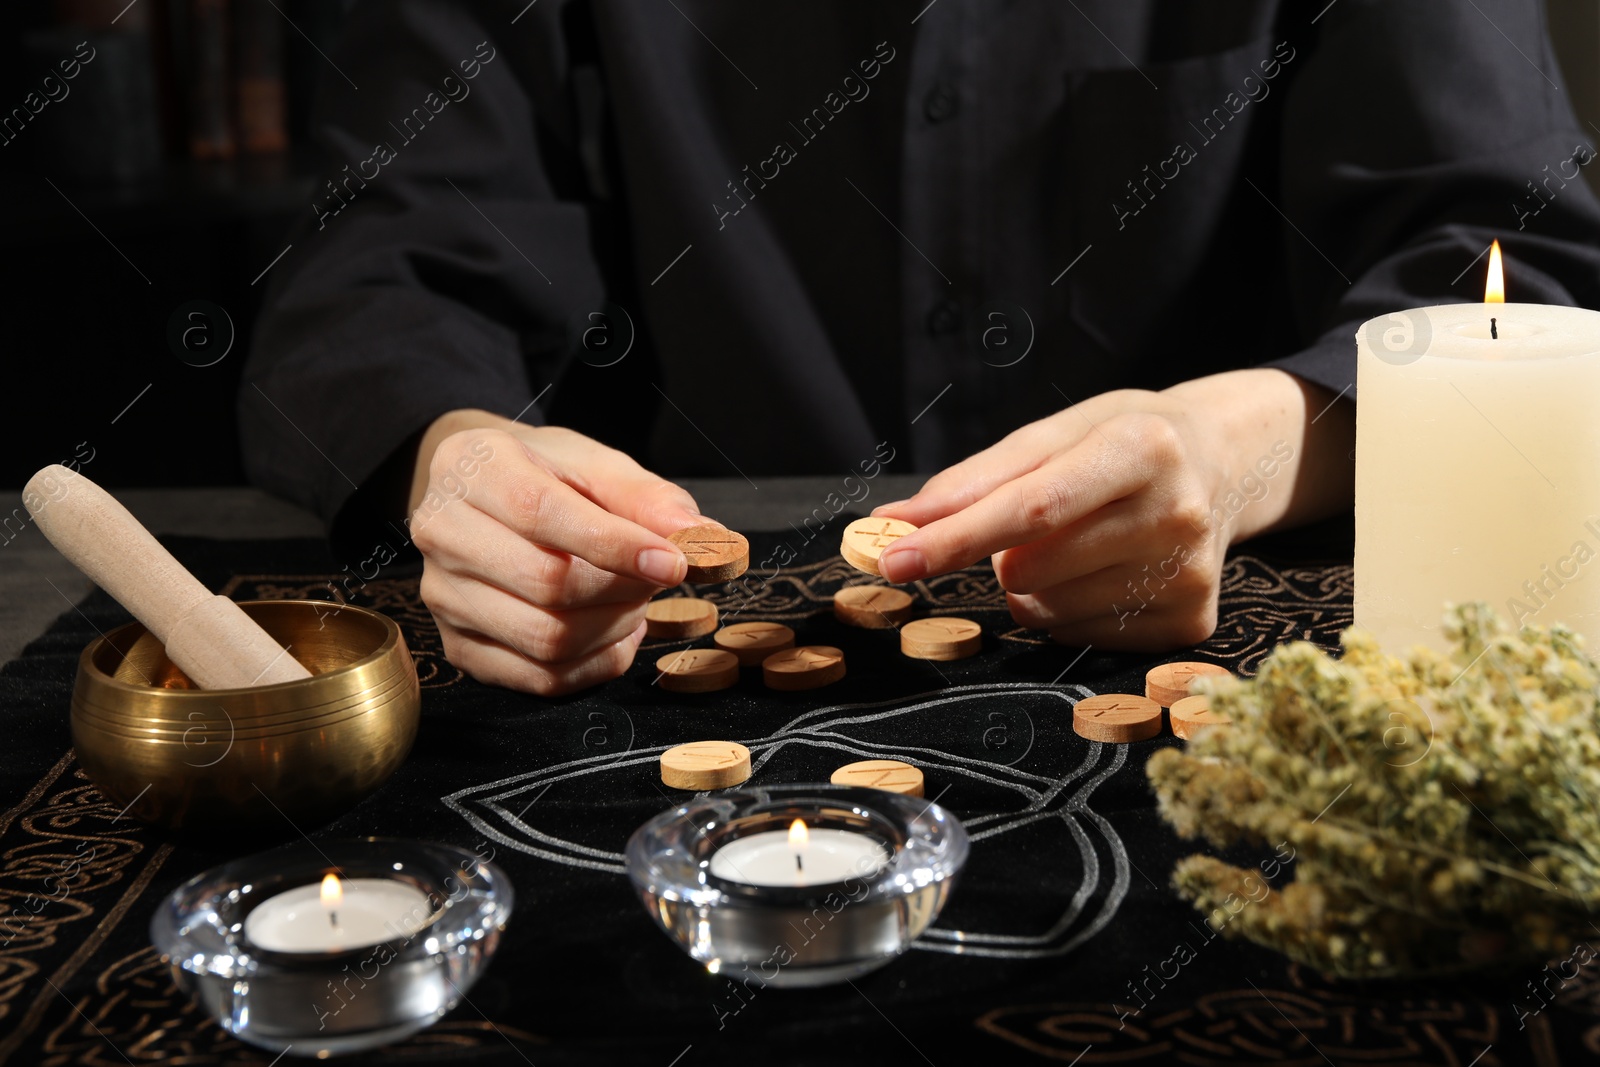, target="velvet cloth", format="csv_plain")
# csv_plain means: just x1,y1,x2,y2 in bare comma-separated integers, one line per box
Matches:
5,520,1597,1064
